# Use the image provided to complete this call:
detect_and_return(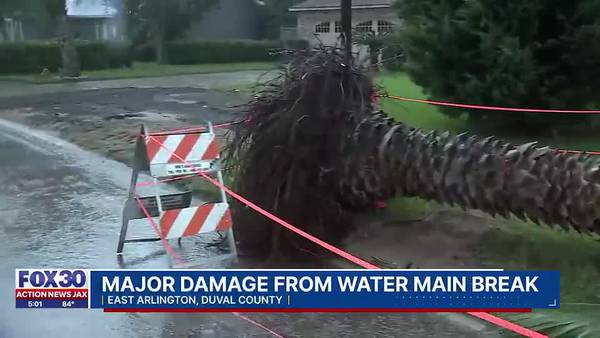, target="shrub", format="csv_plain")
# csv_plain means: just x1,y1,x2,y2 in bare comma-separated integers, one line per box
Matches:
133,44,156,62
78,41,132,70
165,39,281,64
0,41,132,74
397,0,600,129
381,35,405,71
0,41,61,74
282,39,310,50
